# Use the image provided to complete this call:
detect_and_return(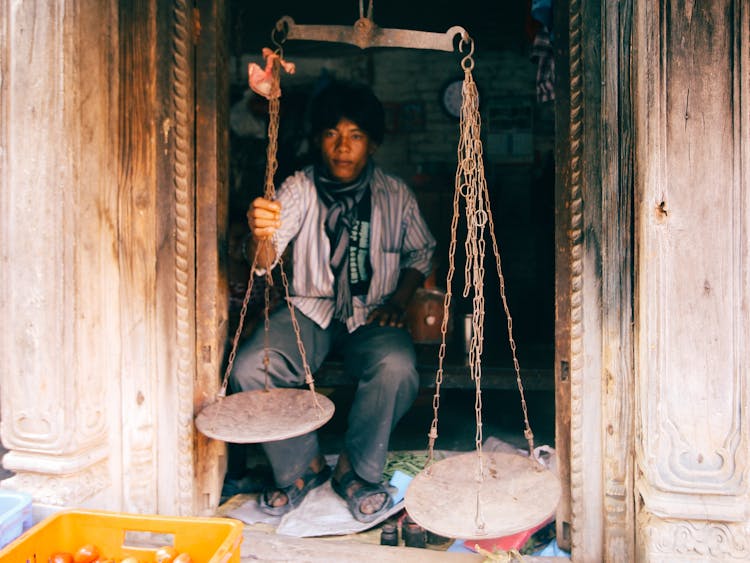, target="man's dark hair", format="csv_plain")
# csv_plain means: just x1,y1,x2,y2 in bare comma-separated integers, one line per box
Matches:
308,80,385,145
